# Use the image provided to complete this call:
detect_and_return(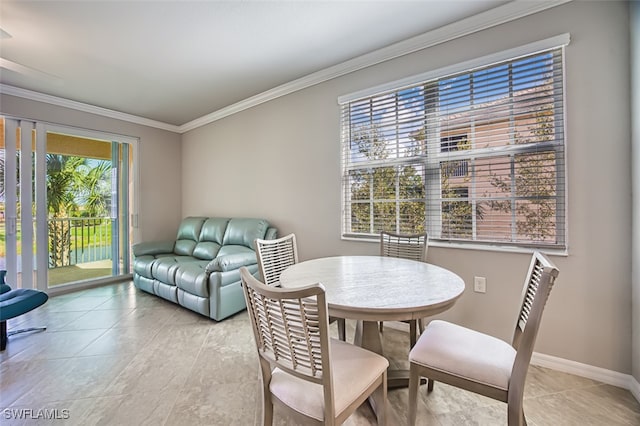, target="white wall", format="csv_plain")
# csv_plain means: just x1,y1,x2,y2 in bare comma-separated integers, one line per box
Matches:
182,1,633,374
0,94,183,243
631,0,640,384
